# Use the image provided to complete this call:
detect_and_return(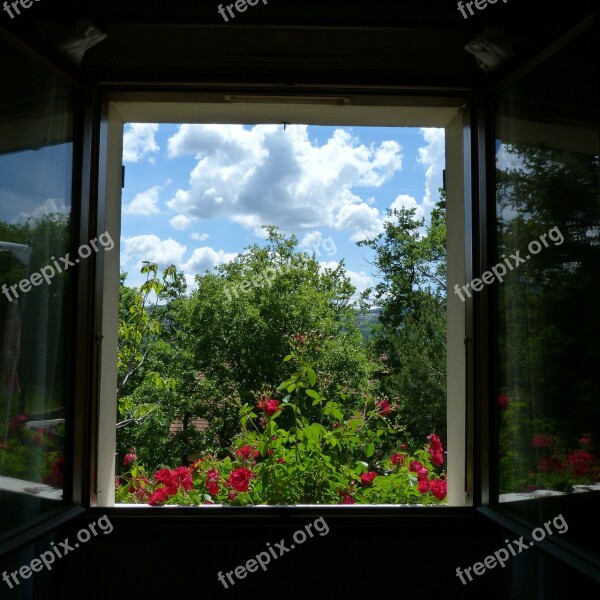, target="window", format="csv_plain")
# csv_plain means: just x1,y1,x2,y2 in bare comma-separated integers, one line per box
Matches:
494,26,599,556
92,97,471,507
0,35,75,536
